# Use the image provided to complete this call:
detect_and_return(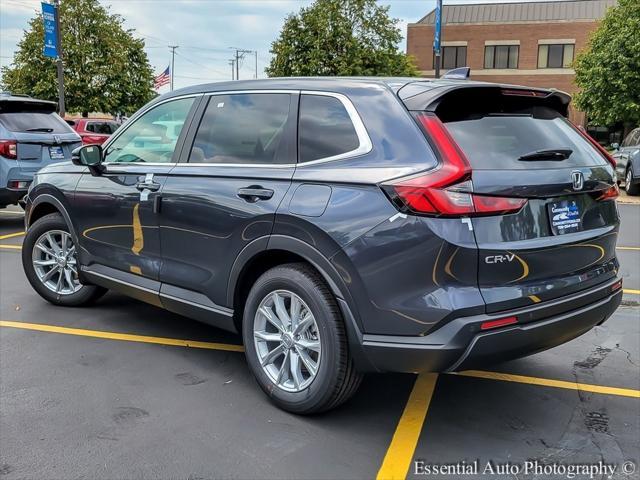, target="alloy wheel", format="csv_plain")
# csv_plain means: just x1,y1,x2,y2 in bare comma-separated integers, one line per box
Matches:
31,230,82,295
626,169,633,192
253,290,321,392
